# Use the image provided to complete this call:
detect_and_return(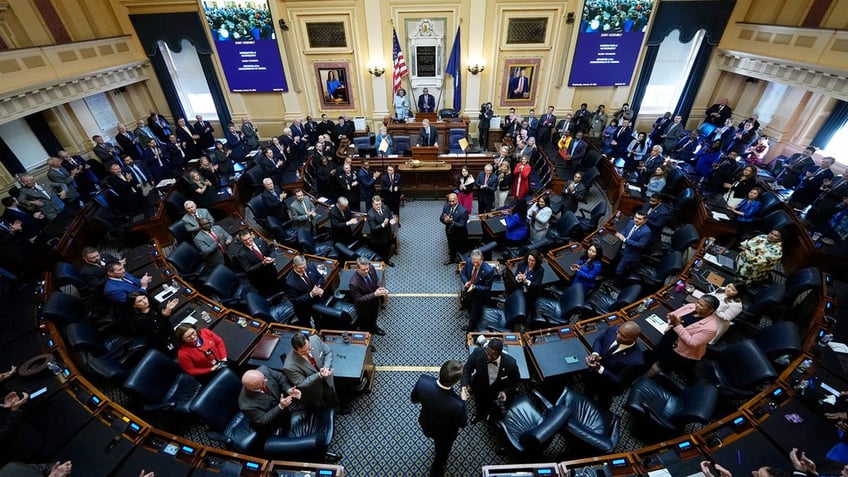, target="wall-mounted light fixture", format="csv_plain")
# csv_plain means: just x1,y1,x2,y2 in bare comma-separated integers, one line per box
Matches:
368,66,386,77
466,63,485,75
566,12,575,24
278,19,289,31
